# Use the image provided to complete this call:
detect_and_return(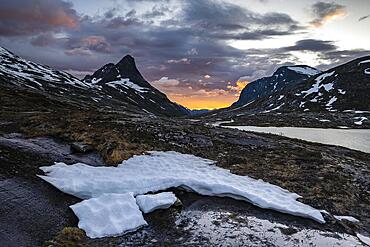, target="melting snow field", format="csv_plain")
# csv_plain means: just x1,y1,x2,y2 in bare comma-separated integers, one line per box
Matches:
39,151,325,238
136,192,178,213
224,126,370,153
70,193,147,238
